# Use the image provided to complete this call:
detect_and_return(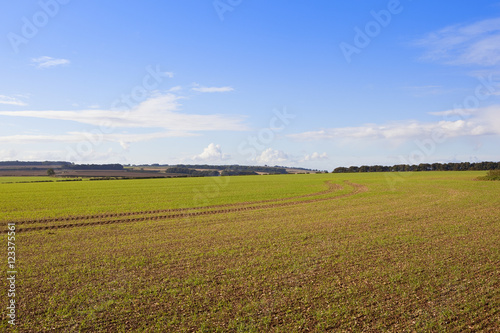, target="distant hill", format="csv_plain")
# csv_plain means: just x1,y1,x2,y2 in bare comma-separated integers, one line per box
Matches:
0,161,318,178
